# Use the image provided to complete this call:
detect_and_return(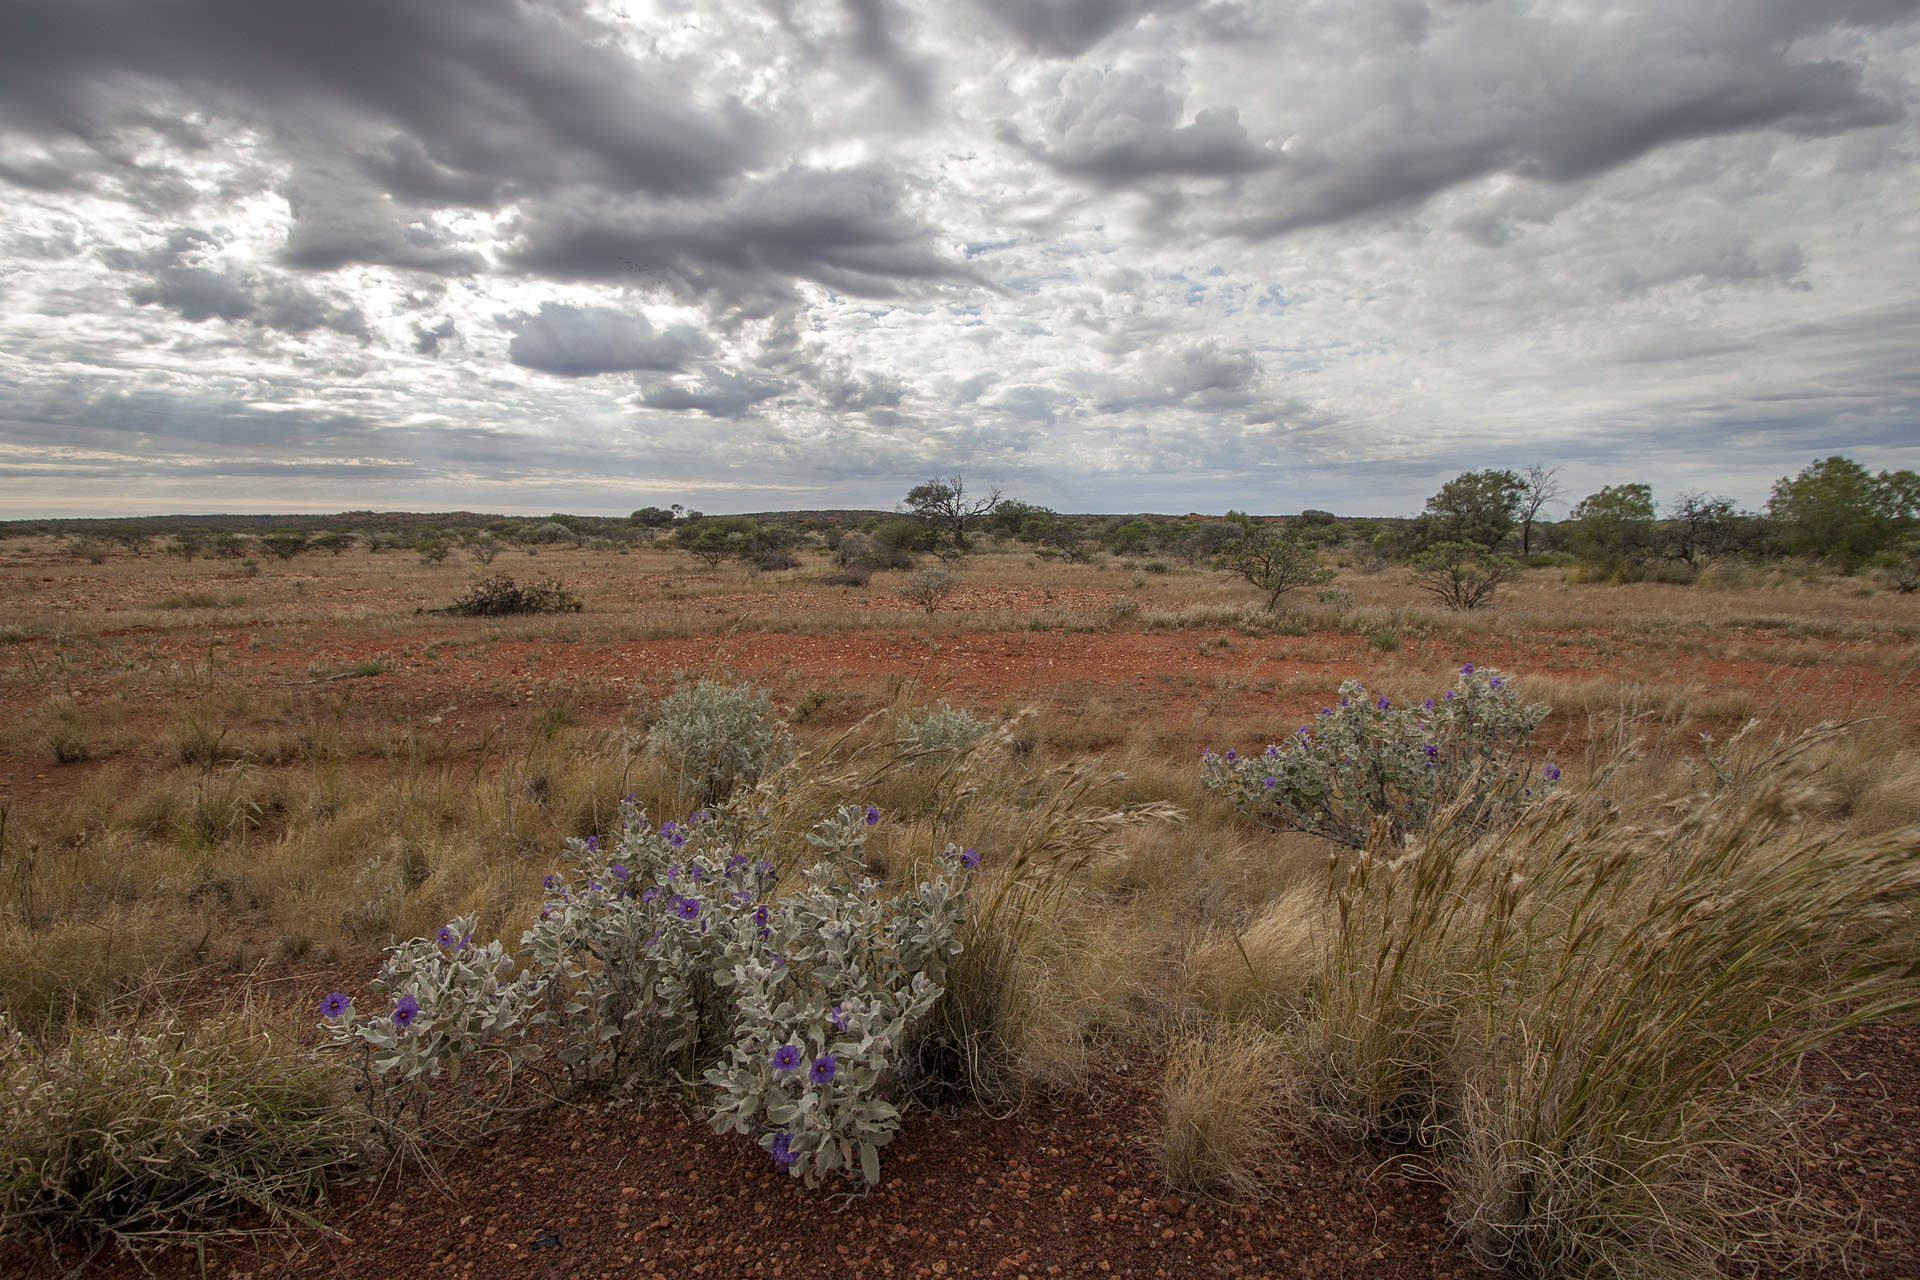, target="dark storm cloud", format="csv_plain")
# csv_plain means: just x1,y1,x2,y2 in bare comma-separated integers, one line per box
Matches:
505,166,982,306
973,0,1185,58
109,228,369,338
504,303,710,377
1225,8,1906,239
1010,70,1273,184
640,366,786,419
0,0,758,207
414,318,457,356
844,0,933,108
